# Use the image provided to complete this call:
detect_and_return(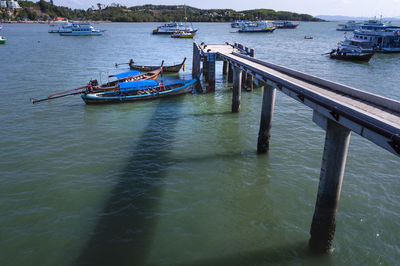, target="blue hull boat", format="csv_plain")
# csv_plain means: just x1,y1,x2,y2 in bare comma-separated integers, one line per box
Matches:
81,78,197,104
